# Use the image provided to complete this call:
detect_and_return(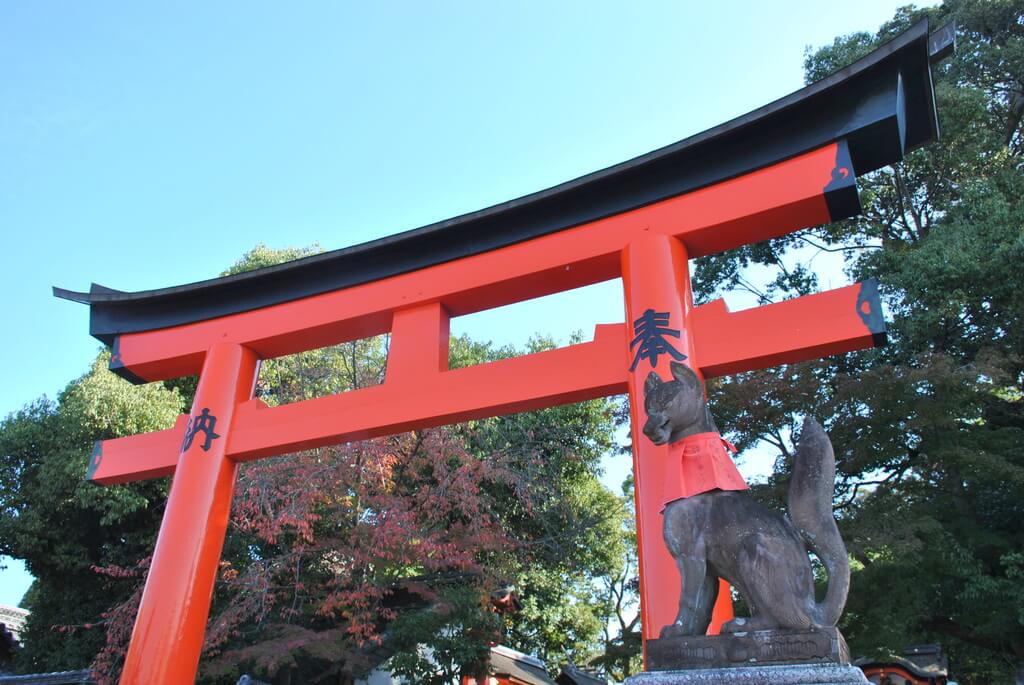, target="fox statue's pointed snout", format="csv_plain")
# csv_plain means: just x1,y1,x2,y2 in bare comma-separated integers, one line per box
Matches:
642,363,714,445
